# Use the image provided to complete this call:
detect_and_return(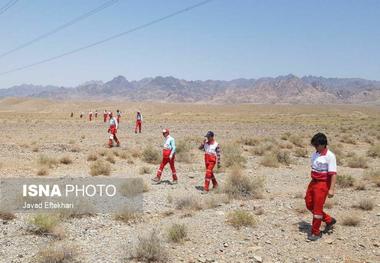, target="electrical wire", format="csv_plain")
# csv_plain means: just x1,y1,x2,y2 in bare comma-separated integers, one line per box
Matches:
0,0,19,16
0,0,119,59
0,0,213,76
